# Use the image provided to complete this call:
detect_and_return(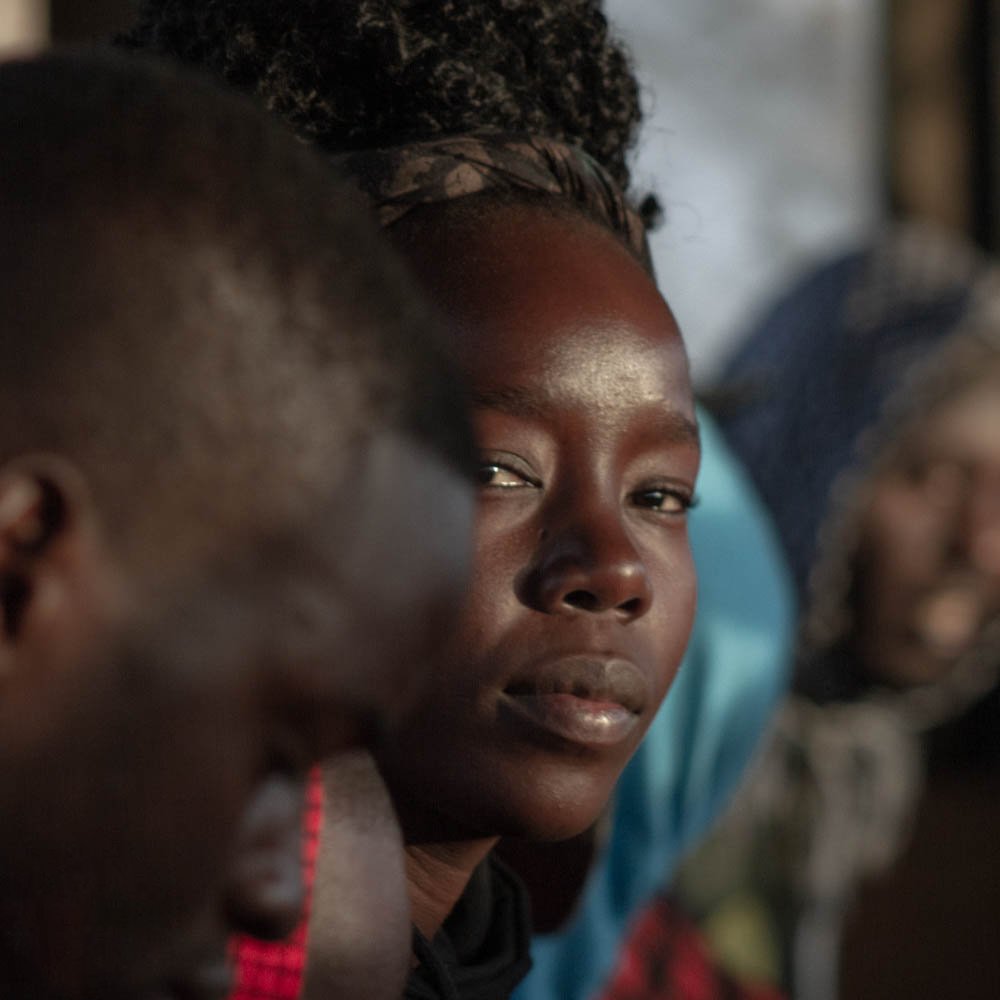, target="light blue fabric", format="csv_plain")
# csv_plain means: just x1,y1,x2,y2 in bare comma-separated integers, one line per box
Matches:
514,407,795,1000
